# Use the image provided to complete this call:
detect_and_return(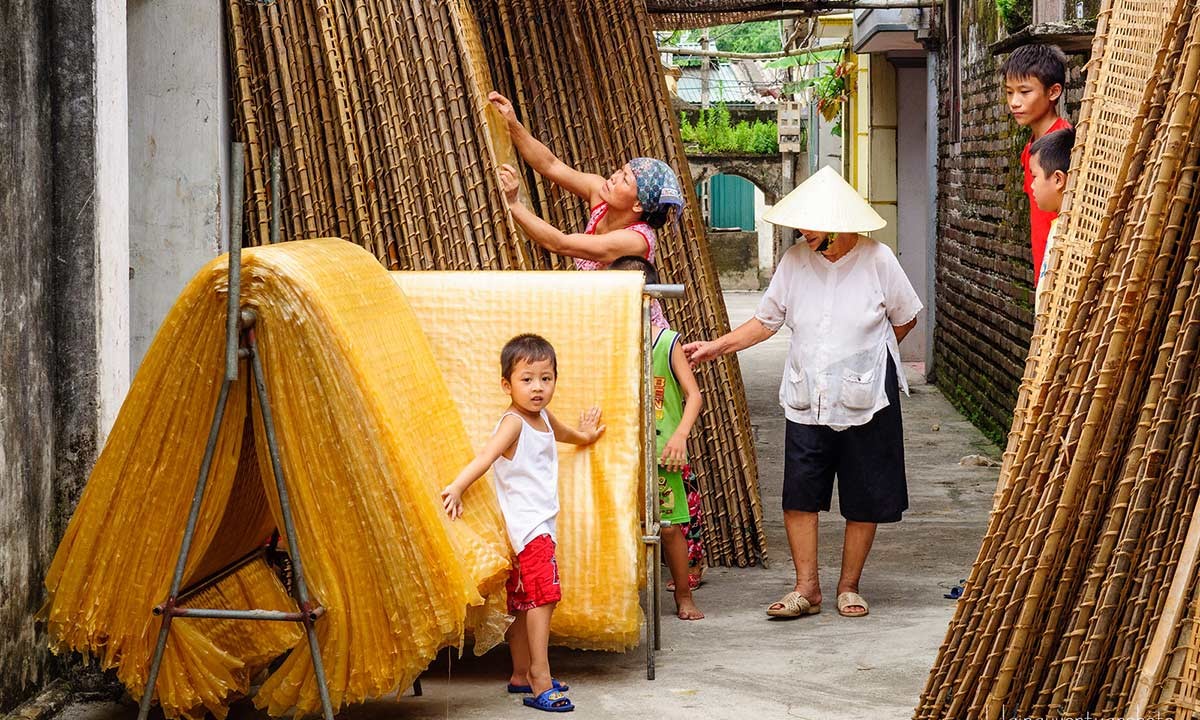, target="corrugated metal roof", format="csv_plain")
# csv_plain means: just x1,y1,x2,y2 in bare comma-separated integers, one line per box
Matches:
674,61,780,107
